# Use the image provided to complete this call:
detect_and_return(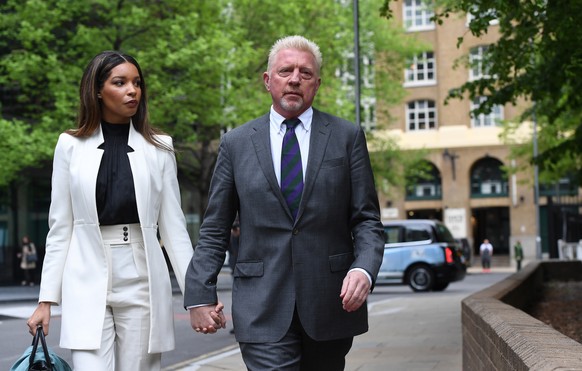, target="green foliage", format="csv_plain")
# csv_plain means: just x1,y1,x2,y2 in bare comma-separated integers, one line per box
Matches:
368,133,428,196
0,119,55,185
0,0,418,206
